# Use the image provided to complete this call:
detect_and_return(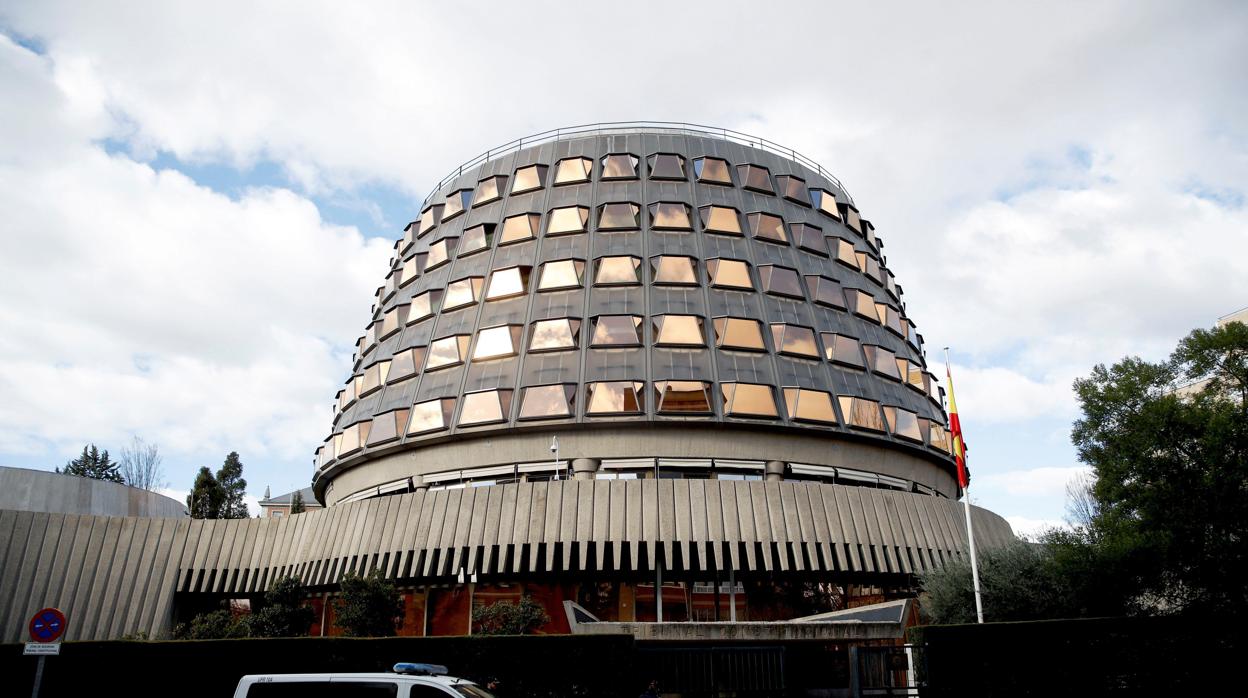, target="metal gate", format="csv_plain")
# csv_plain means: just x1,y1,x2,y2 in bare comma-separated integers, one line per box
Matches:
849,645,918,697
637,645,786,697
